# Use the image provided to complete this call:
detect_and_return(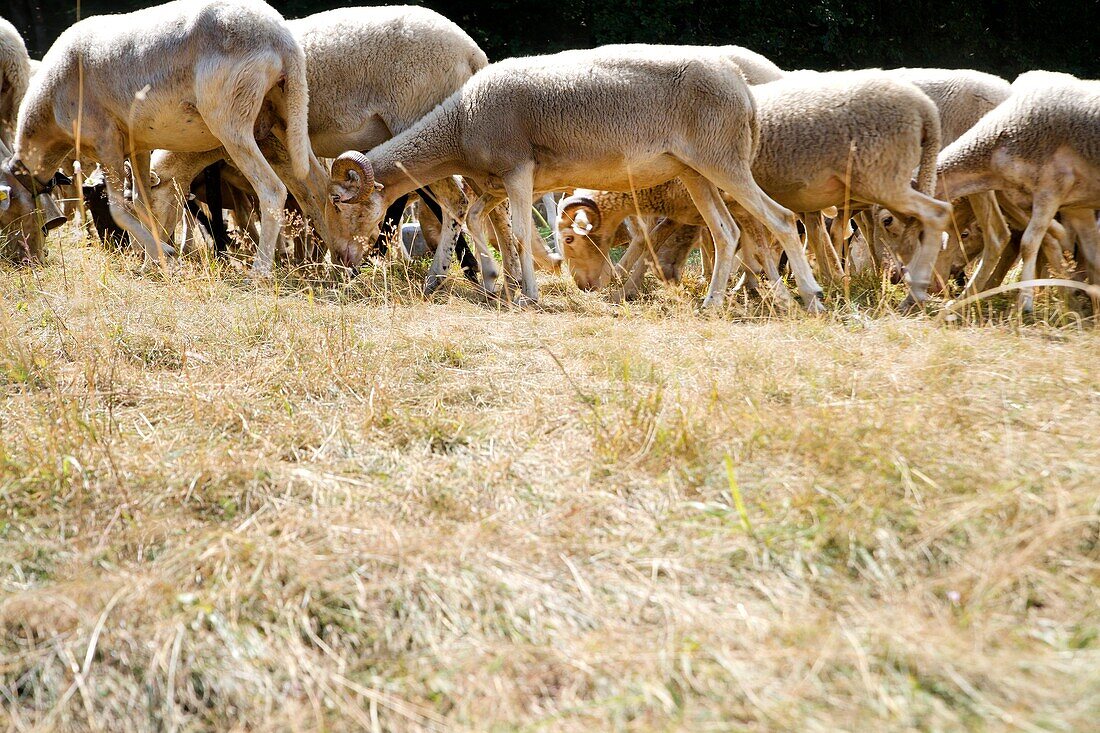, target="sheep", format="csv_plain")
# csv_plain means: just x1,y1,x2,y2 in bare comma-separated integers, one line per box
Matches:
0,17,30,147
329,44,826,310
150,5,493,282
0,136,65,261
864,68,1012,290
556,69,951,307
934,70,1100,310
4,0,322,277
556,184,790,303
